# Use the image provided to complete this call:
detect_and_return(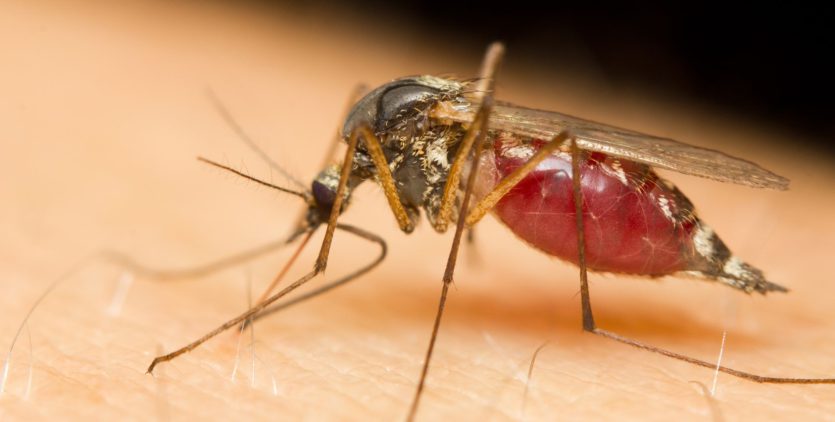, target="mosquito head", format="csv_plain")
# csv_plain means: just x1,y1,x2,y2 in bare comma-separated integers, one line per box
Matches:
305,77,465,228
342,76,465,138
